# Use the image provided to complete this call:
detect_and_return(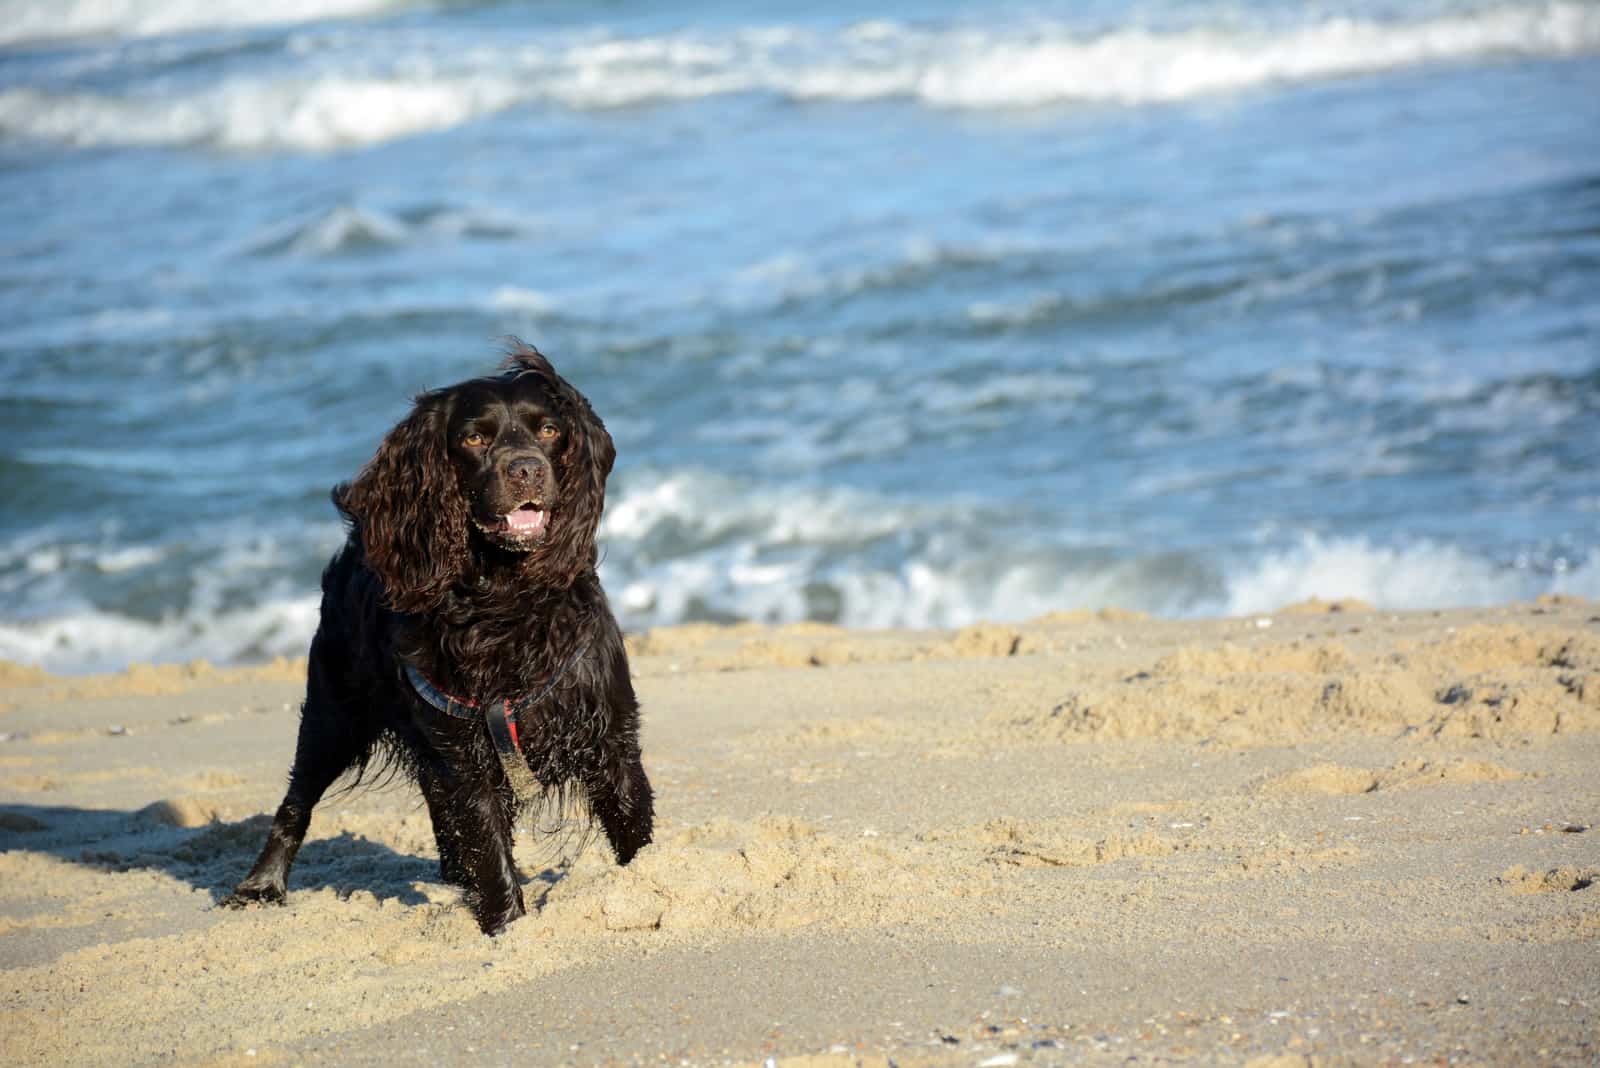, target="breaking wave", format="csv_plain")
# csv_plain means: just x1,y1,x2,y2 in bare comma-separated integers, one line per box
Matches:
4,3,1596,152
0,0,411,46
4,468,1592,673
598,471,1600,632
